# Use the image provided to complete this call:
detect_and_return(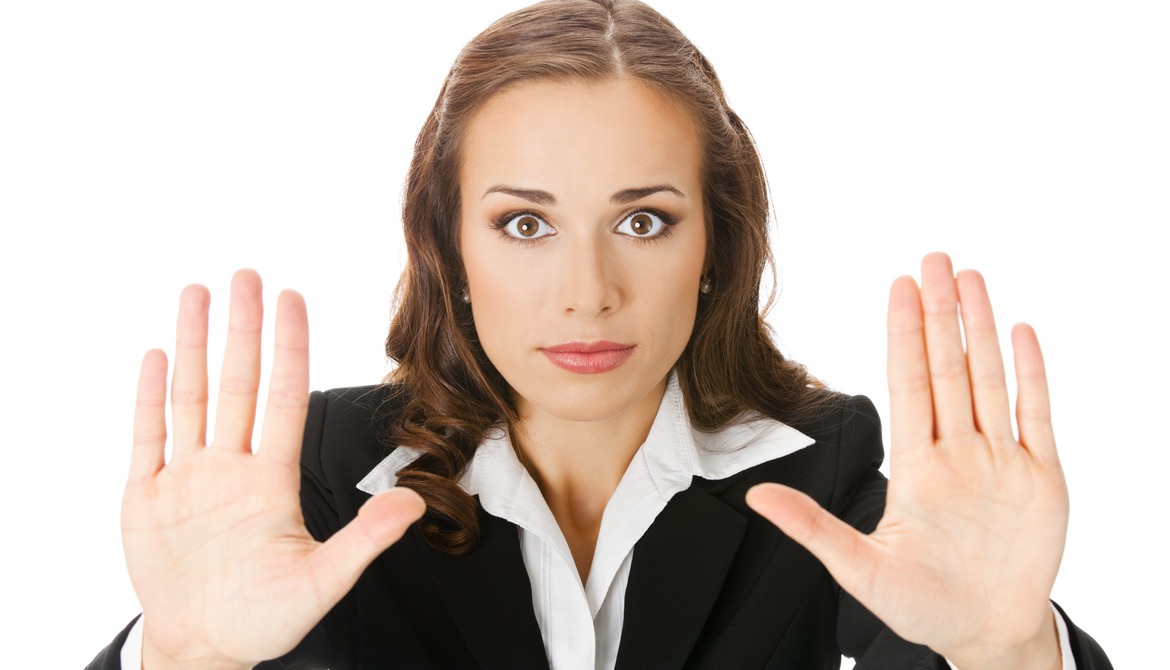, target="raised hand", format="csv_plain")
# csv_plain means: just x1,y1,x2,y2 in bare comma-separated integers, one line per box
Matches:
121,270,426,670
747,252,1068,669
